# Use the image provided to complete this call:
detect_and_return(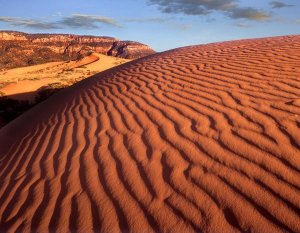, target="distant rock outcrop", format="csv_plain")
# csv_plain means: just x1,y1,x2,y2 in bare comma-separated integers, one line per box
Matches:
0,31,155,69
